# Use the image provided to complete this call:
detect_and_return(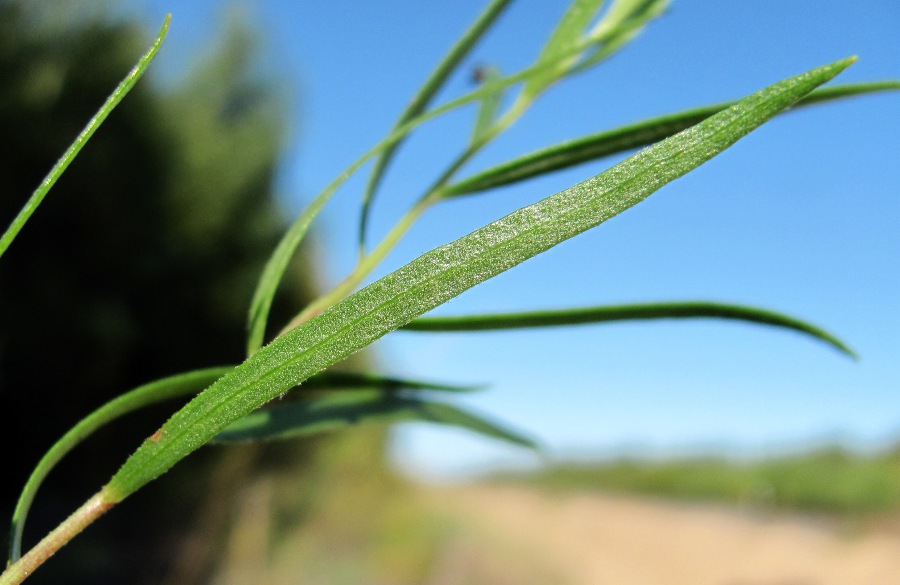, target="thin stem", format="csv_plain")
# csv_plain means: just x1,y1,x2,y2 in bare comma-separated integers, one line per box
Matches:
359,0,515,254
424,95,530,200
1,490,114,585
279,197,434,334
279,97,533,336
